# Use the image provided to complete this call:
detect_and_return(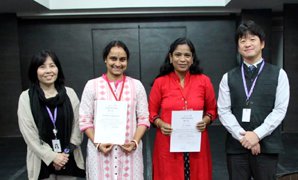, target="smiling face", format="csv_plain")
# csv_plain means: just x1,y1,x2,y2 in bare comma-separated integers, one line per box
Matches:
169,44,193,76
105,46,128,80
238,33,265,64
37,56,58,88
